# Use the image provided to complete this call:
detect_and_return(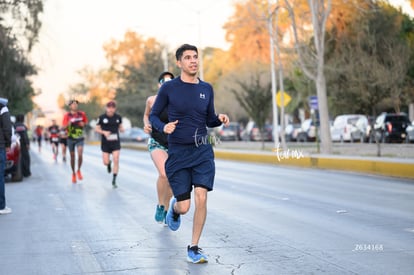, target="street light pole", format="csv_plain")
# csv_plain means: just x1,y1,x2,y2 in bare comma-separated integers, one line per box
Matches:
268,0,279,149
